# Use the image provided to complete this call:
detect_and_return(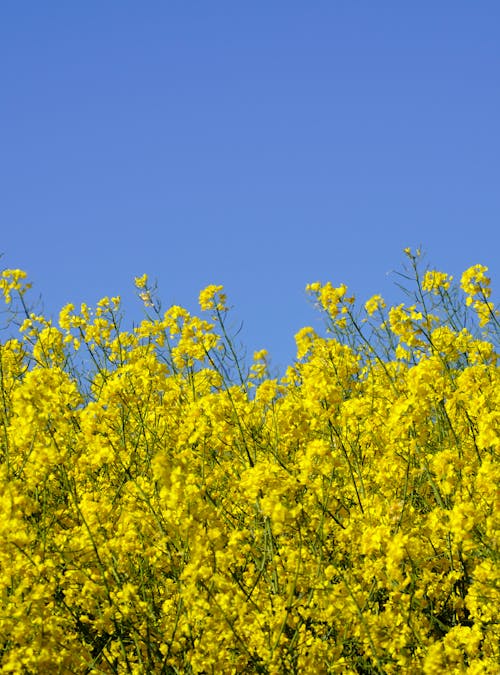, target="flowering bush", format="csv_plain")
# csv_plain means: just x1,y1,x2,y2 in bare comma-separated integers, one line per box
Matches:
0,251,498,673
